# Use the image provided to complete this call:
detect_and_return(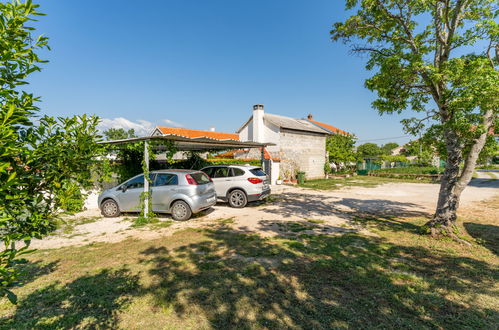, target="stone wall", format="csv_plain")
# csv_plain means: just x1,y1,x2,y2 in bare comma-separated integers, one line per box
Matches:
279,129,326,179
